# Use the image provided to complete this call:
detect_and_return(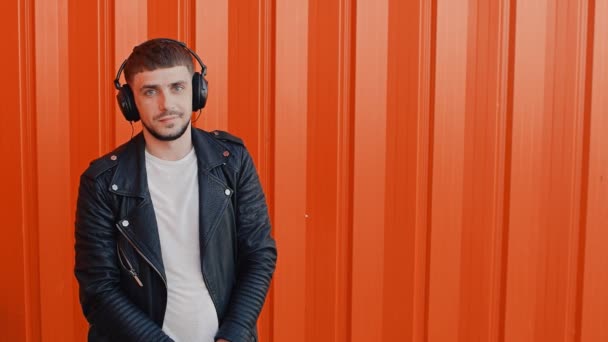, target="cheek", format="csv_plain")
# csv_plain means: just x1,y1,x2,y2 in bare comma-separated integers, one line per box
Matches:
180,95,194,112
134,99,156,118
133,96,147,109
